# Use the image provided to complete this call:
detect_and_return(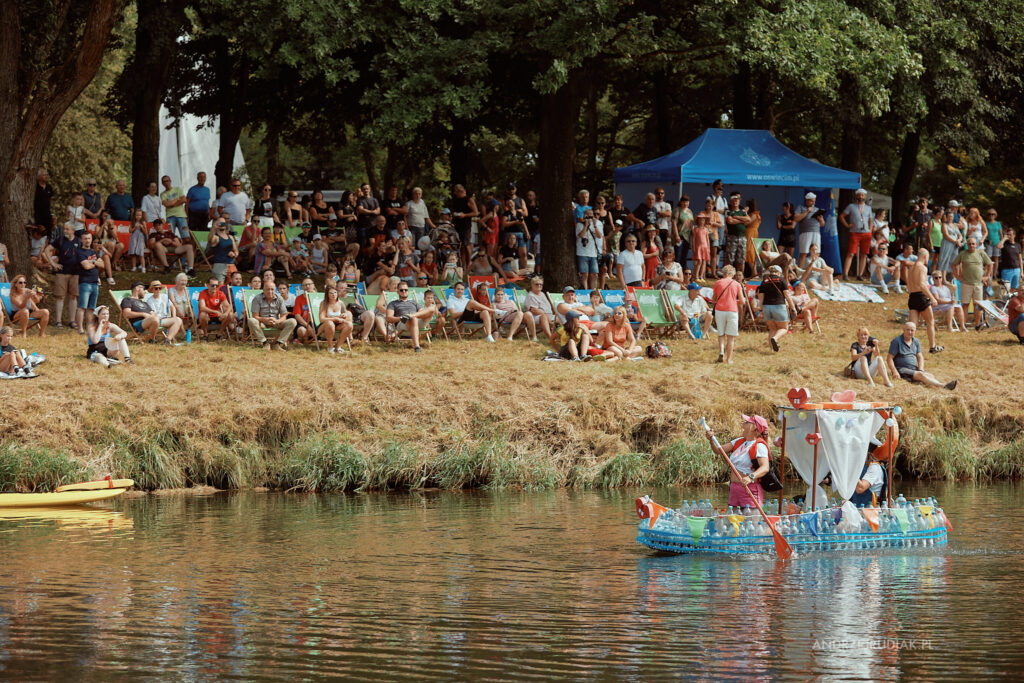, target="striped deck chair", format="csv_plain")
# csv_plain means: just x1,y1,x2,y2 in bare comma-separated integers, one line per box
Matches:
751,237,779,274
629,287,676,337
0,283,43,333
108,289,145,342
662,289,691,336
242,288,285,346
409,287,443,341
357,293,387,341
486,286,527,338
443,287,485,339
303,290,326,349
